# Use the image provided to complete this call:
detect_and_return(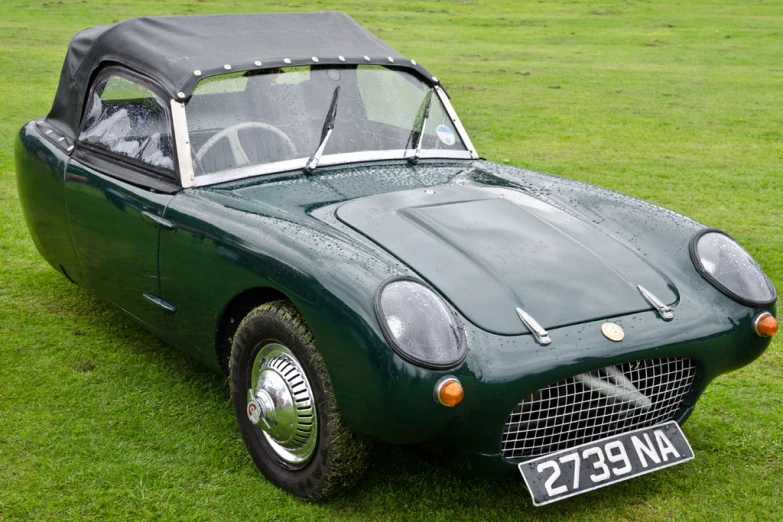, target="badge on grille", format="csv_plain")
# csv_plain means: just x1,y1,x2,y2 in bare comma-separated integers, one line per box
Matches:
601,322,624,342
